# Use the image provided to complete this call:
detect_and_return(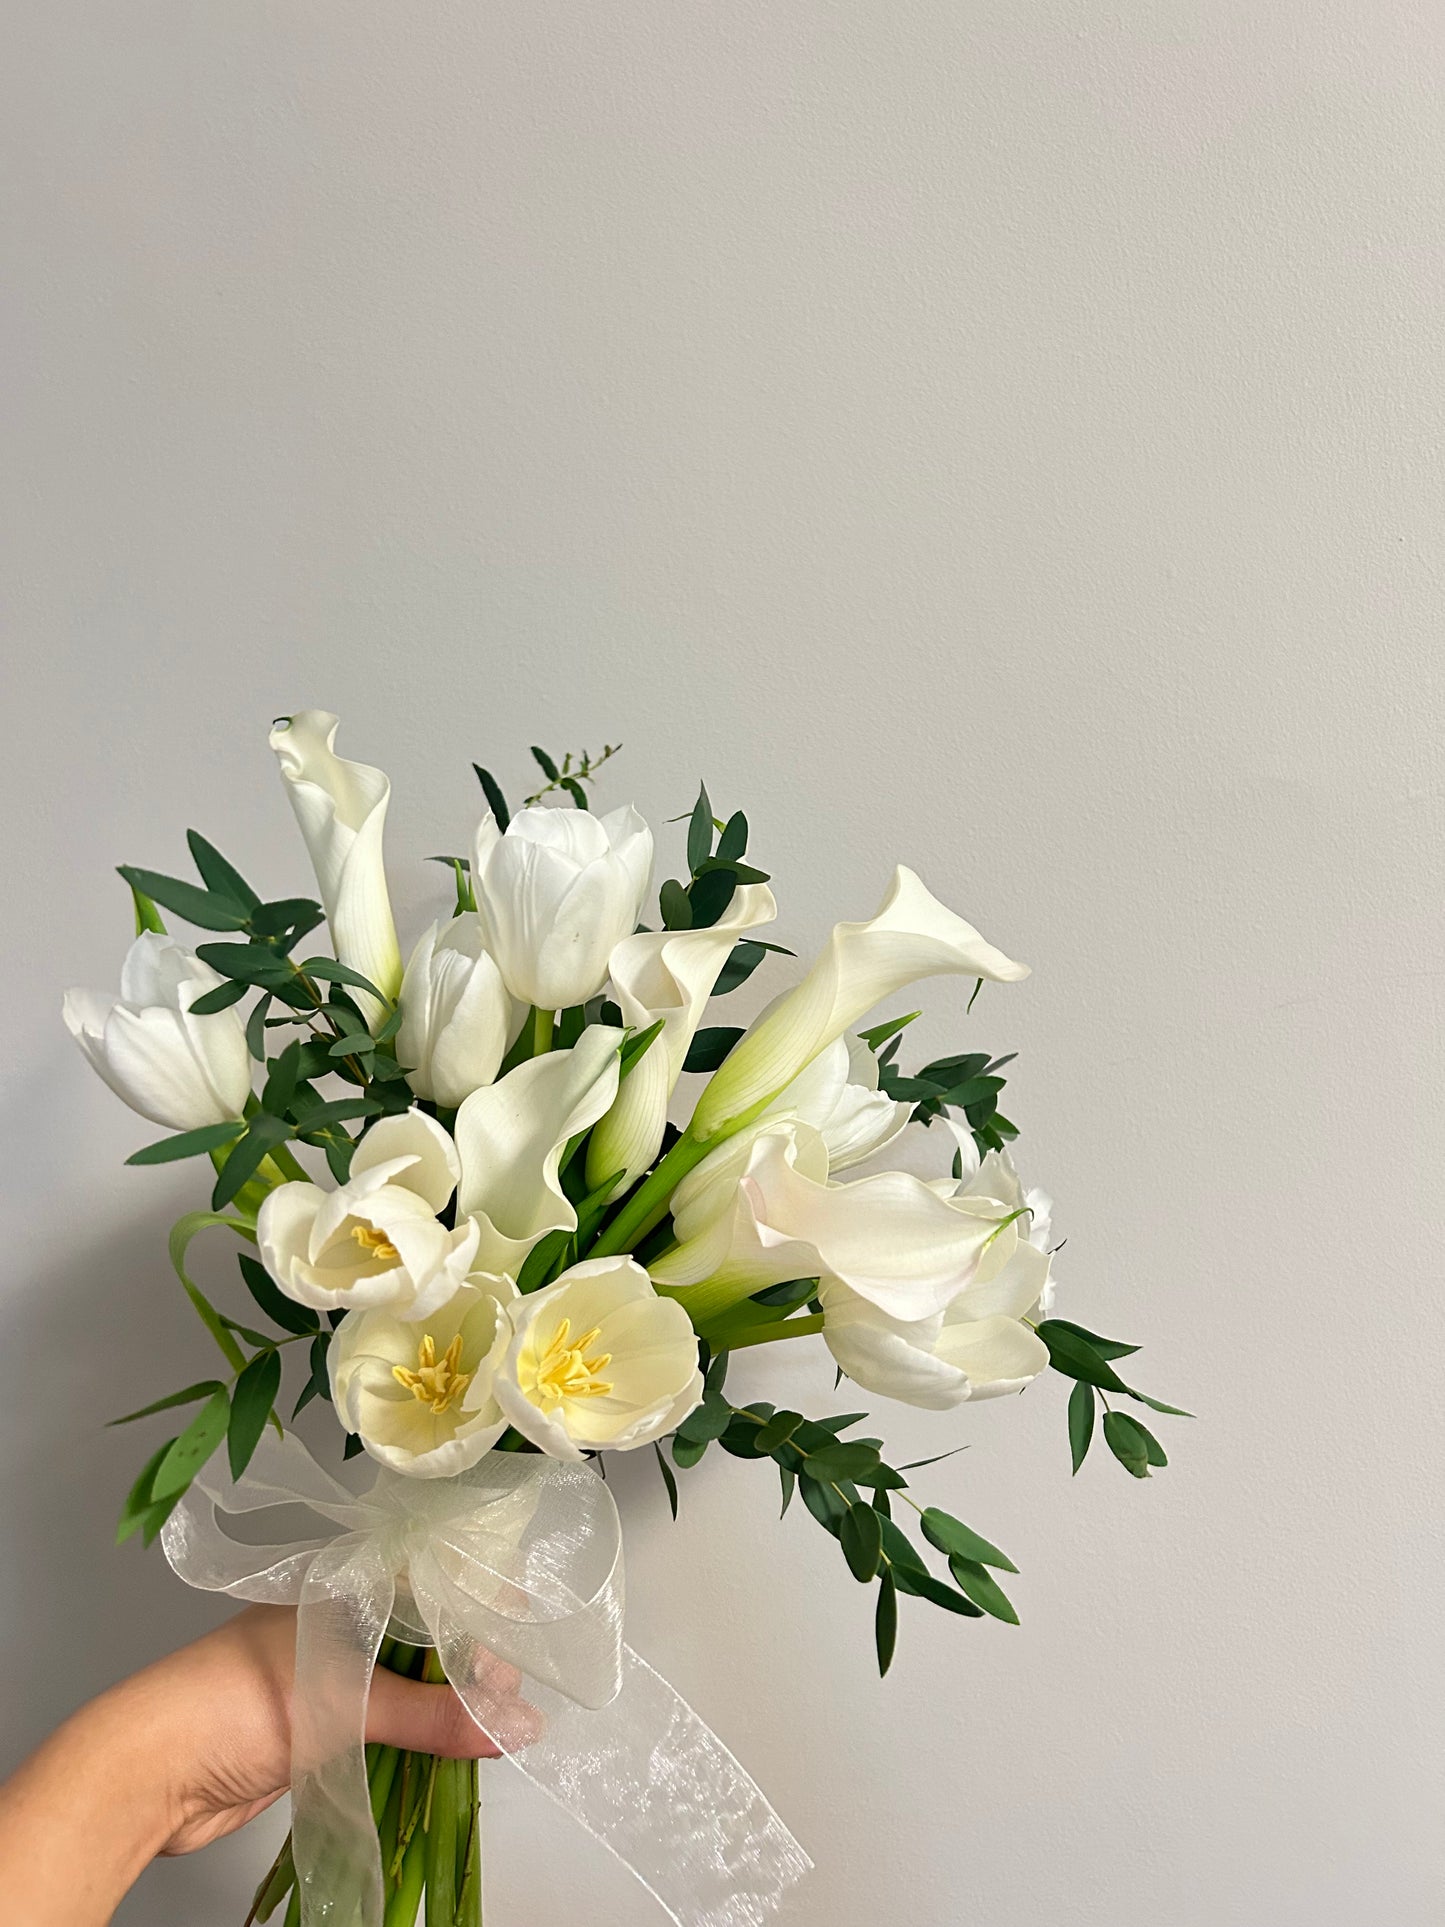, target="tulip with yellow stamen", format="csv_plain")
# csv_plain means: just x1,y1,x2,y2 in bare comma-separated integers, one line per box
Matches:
330,1275,518,1479
496,1257,703,1461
